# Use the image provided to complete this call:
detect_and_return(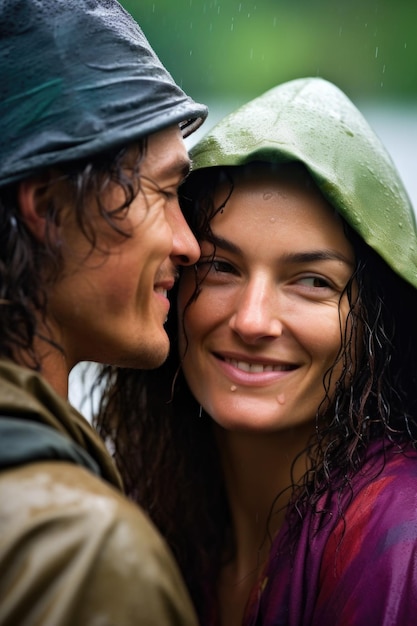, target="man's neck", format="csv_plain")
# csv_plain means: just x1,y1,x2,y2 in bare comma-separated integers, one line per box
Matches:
18,338,70,399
